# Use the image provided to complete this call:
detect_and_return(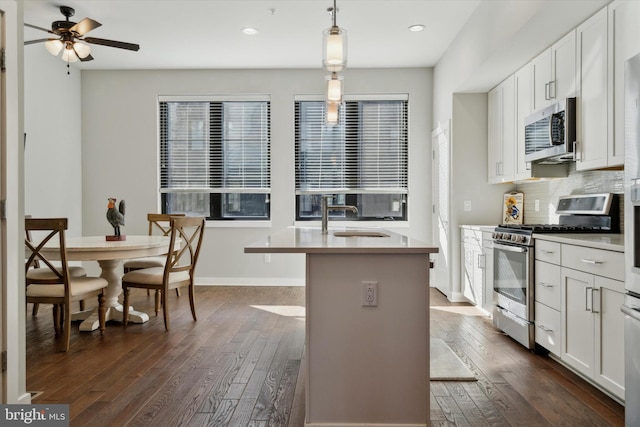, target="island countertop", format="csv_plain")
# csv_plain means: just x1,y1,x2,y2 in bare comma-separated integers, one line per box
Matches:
244,226,439,255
